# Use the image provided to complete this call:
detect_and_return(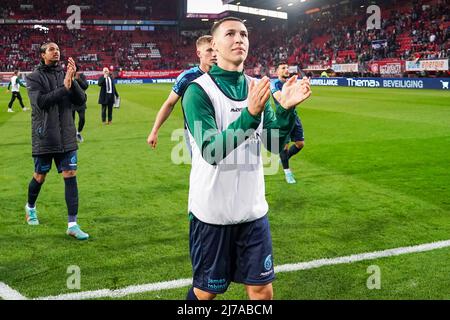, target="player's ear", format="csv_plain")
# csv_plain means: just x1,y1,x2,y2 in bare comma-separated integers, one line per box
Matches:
212,38,218,51
196,49,201,59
